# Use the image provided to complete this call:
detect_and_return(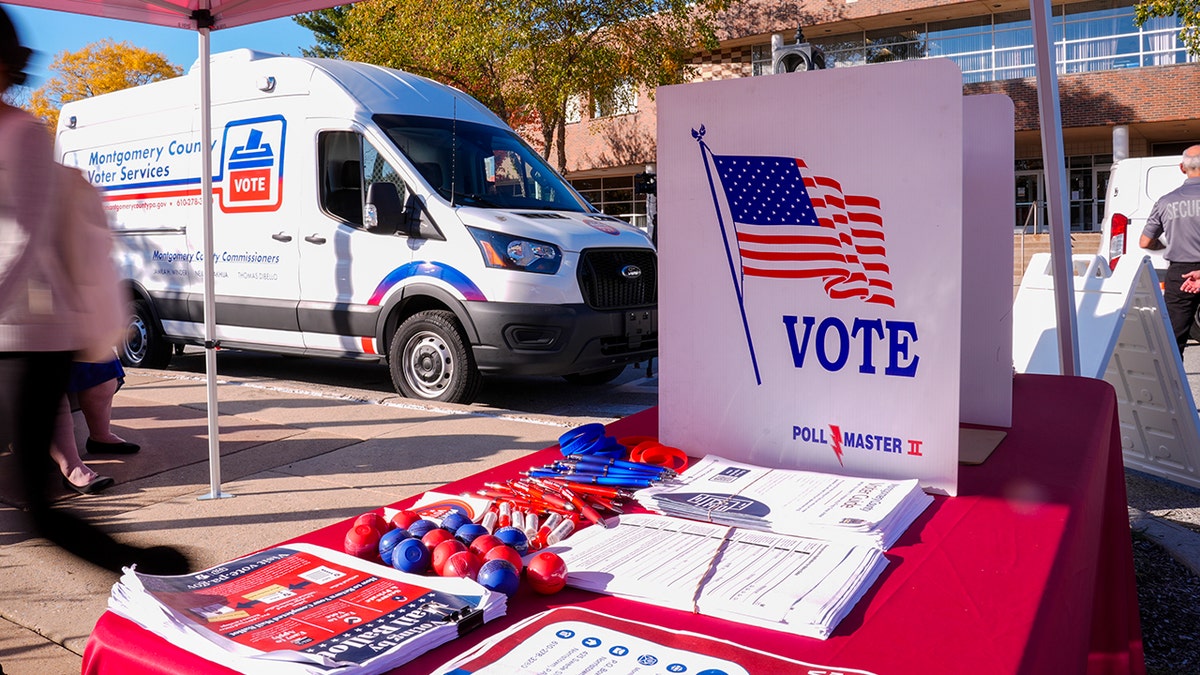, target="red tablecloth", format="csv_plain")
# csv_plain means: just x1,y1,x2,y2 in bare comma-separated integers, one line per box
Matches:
82,373,1145,675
